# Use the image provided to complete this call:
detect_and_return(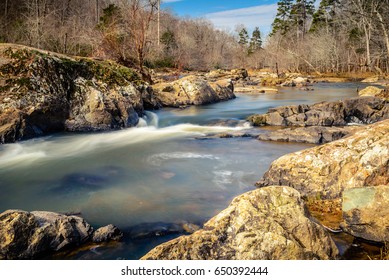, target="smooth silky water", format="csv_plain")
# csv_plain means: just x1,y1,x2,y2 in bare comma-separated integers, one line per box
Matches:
0,82,361,259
